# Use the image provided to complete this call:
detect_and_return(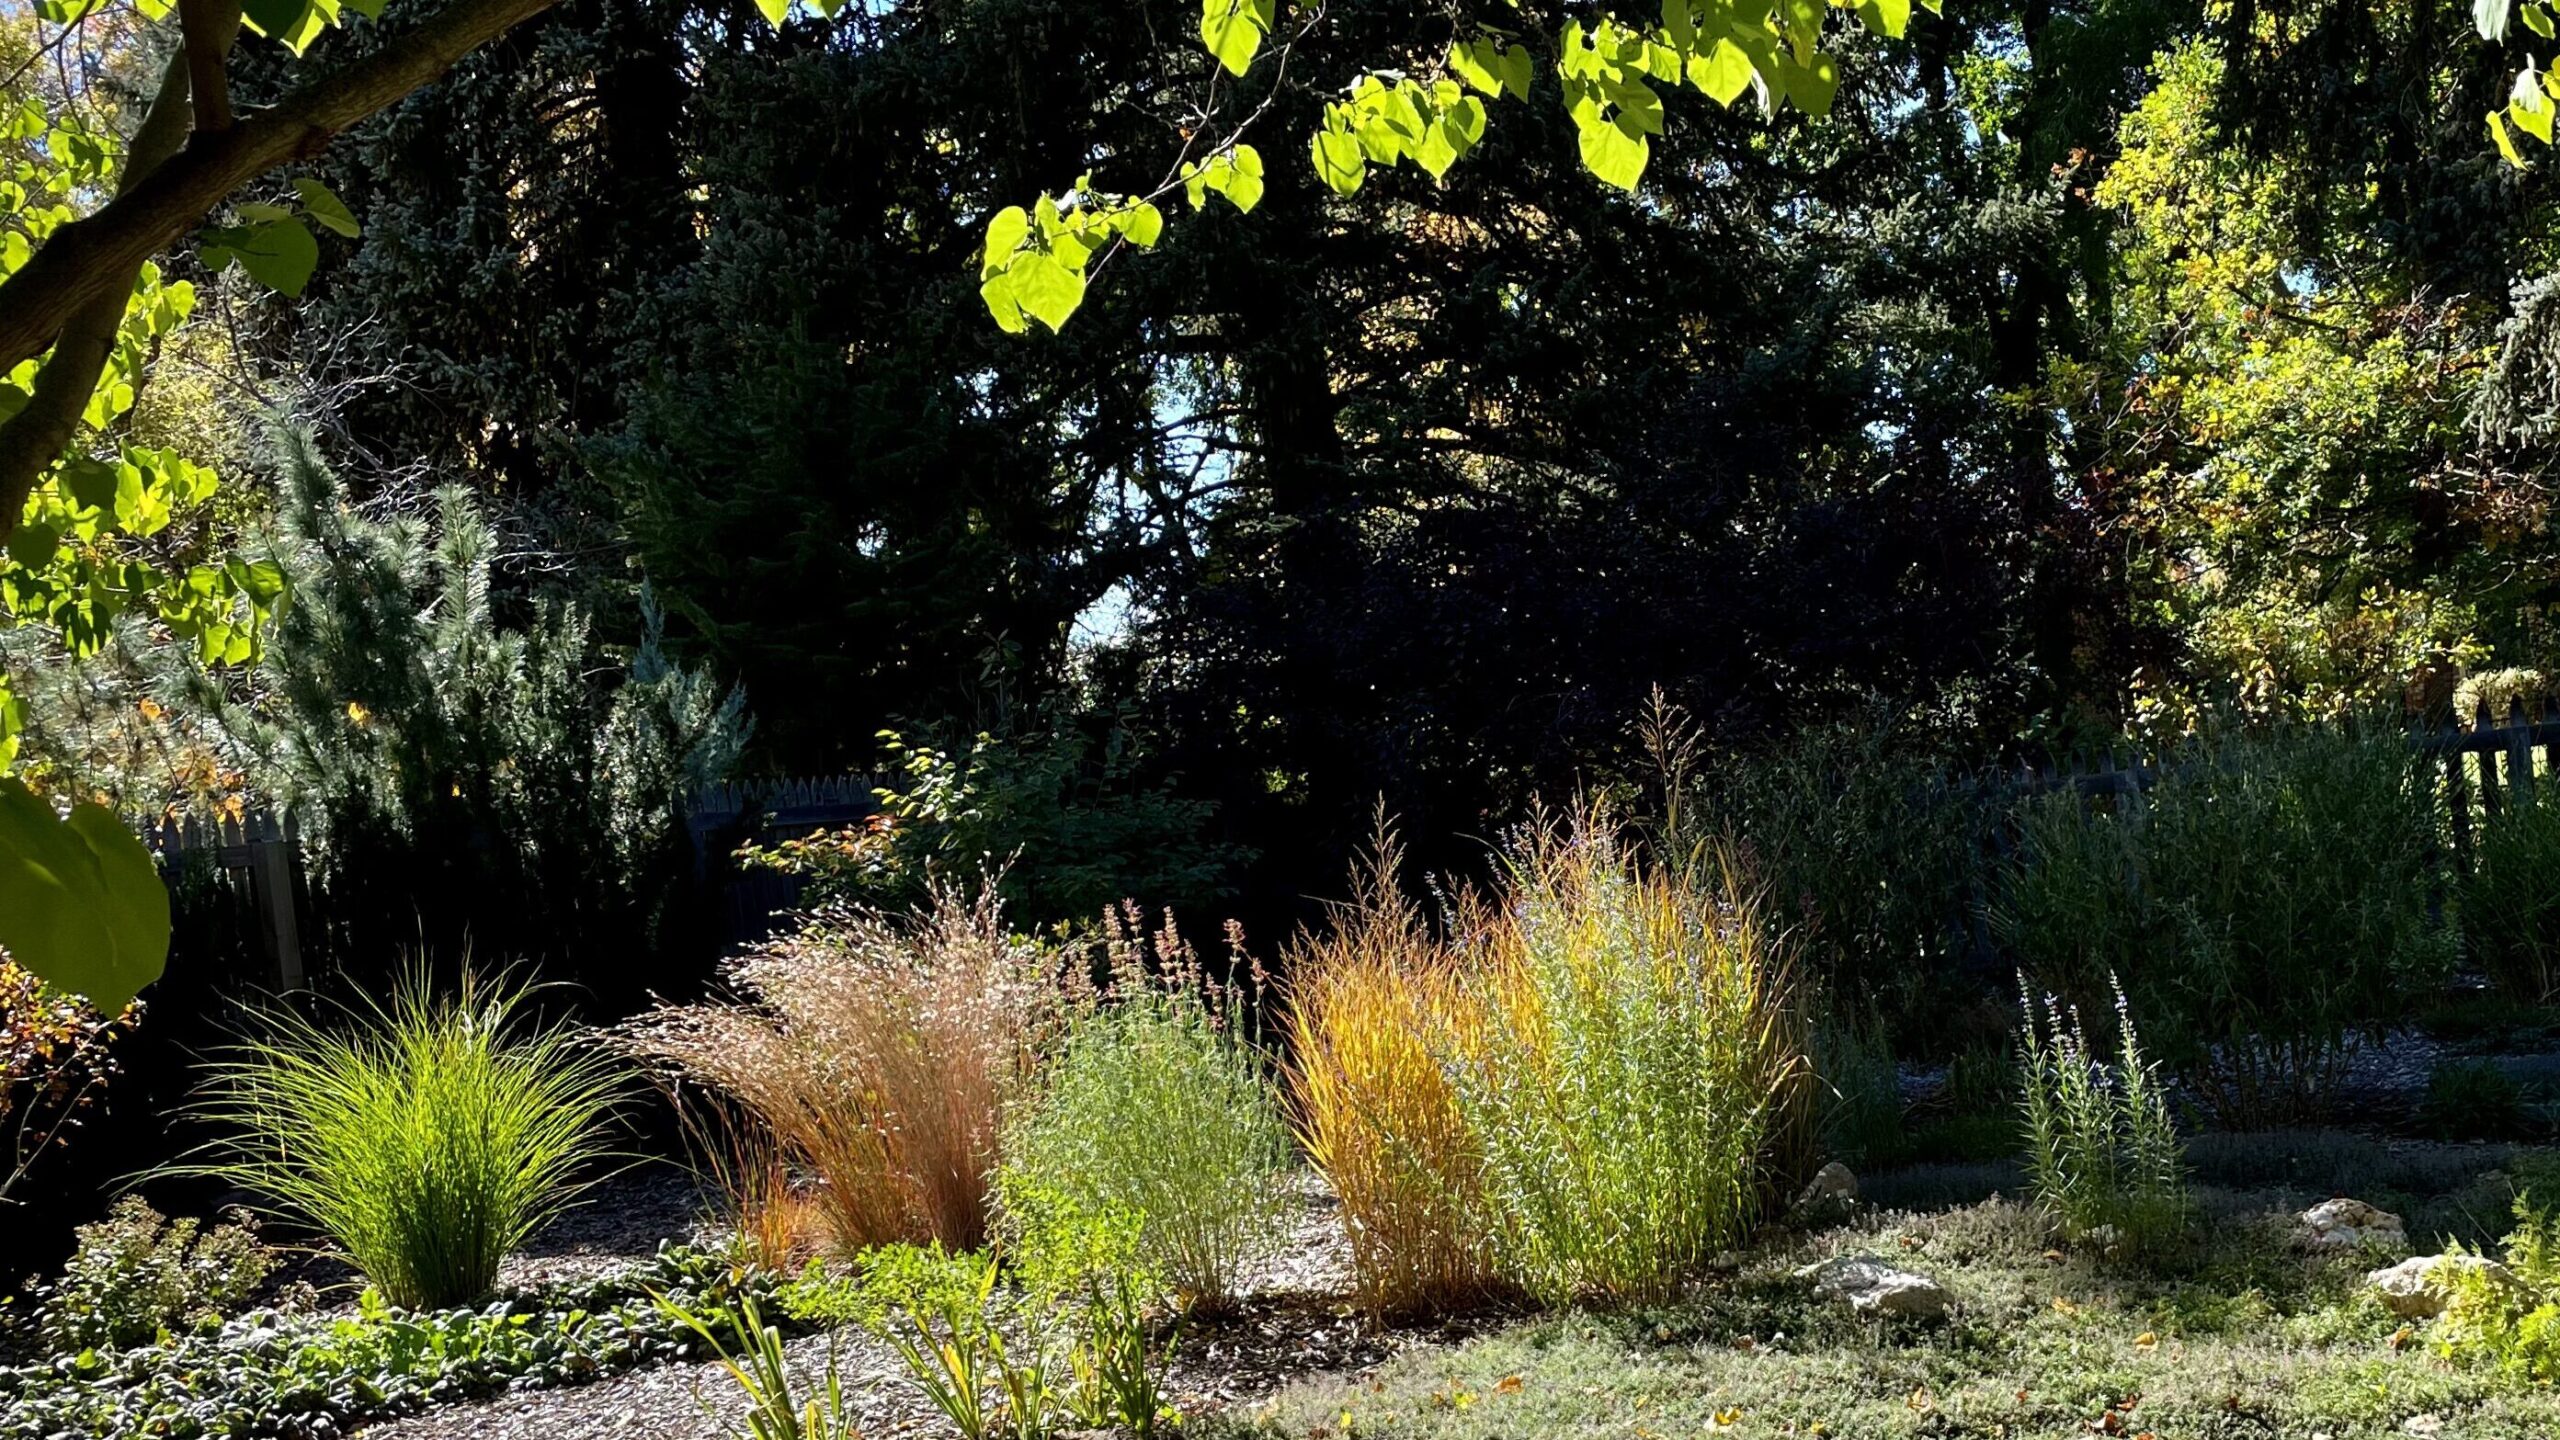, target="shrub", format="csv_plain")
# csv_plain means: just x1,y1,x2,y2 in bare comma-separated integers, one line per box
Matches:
2437,1192,2560,1382
1448,820,1800,1305
2001,722,2451,1123
852,1243,1042,1440
739,710,1241,931
2465,783,2560,1005
187,972,625,1310
851,1196,1178,1440
214,430,750,1007
997,906,1292,1308
30,1197,274,1353
1683,714,1980,1023
1282,836,1501,1318
0,959,134,1202
2420,1059,2535,1141
2015,975,2188,1254
1001,1180,1178,1439
625,884,1053,1255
